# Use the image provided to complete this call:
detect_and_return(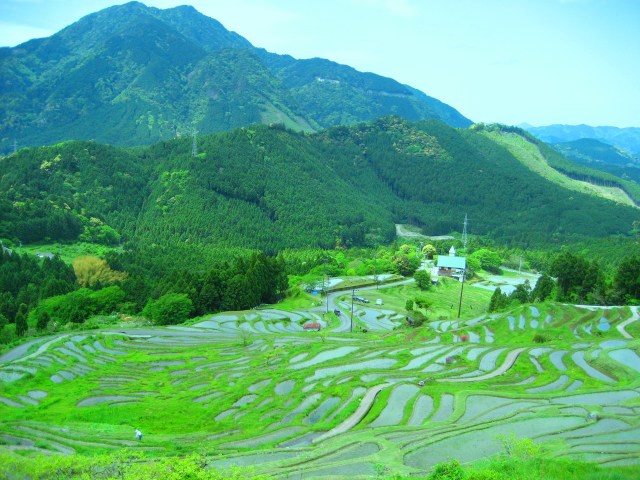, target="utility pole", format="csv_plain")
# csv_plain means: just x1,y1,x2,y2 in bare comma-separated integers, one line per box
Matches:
12,138,18,154
462,214,468,251
323,258,328,313
191,128,198,157
373,250,378,289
